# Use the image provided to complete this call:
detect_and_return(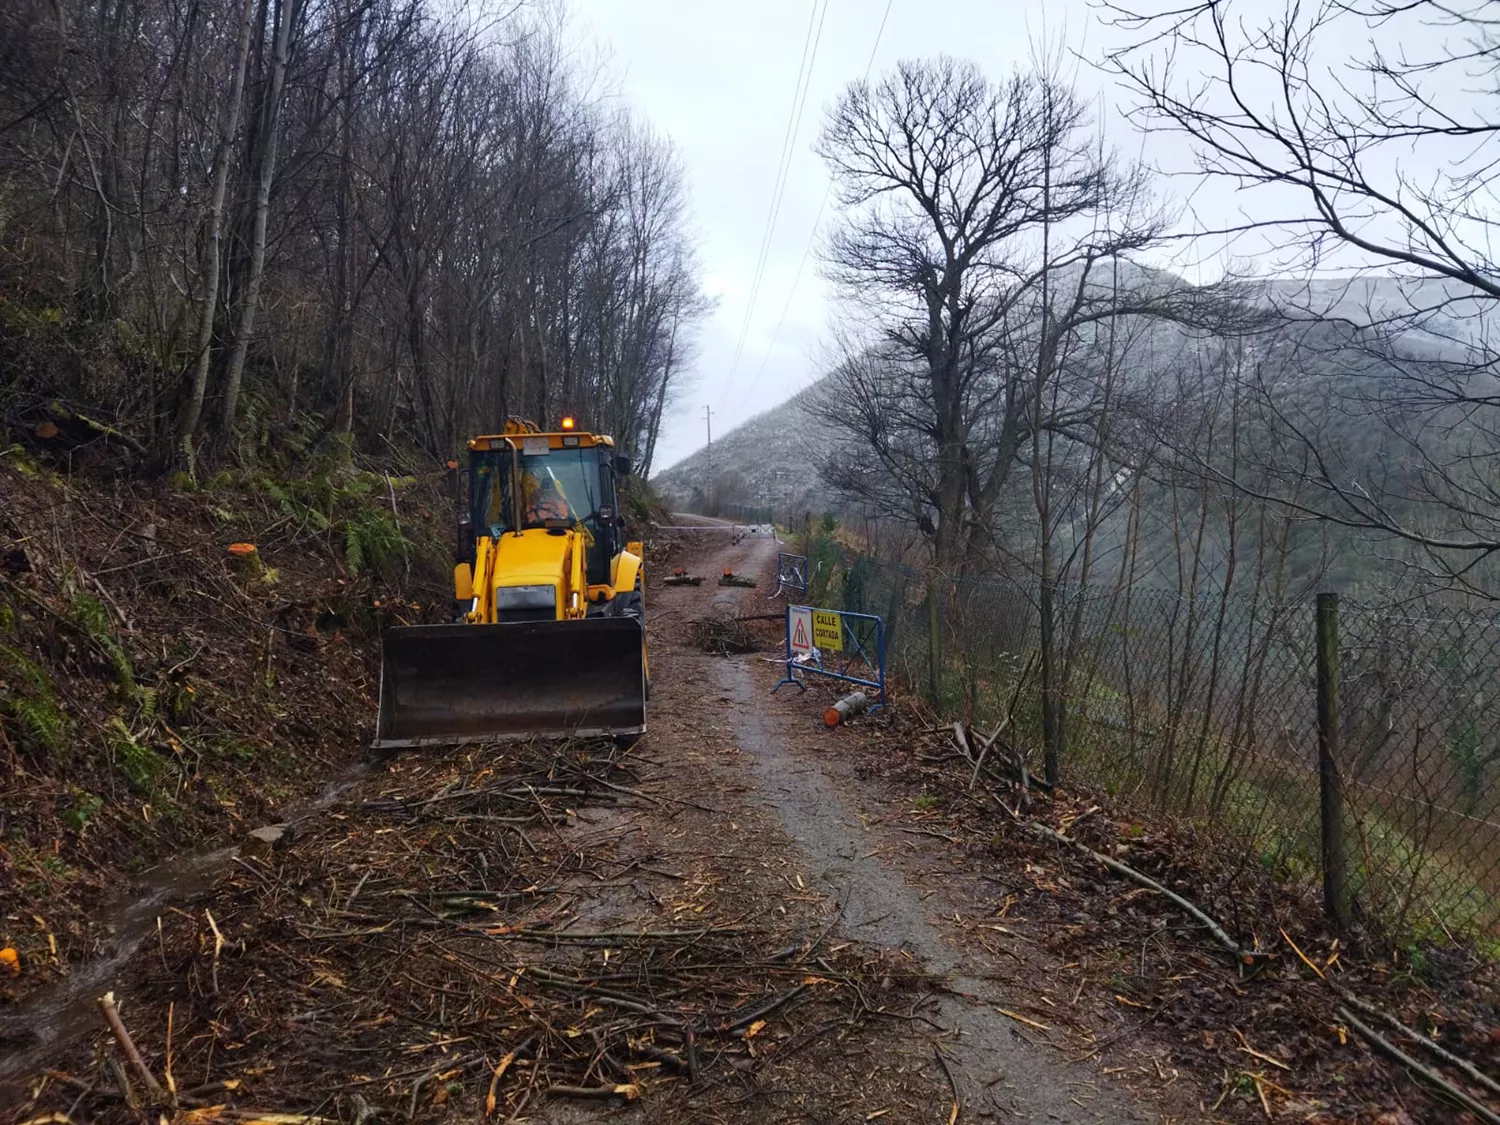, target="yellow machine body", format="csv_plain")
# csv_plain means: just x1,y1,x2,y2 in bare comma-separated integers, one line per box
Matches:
374,421,647,749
